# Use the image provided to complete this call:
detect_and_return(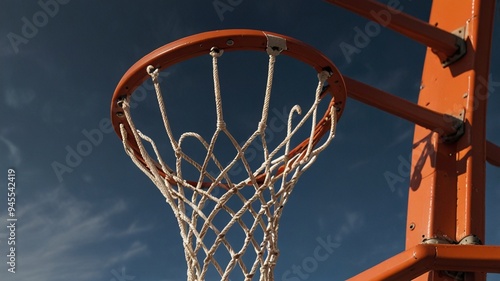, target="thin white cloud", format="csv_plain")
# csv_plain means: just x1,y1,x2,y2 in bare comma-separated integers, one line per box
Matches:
103,240,149,268
332,211,365,243
386,127,413,148
0,134,22,166
348,158,372,171
111,221,155,238
356,66,411,94
356,241,402,267
0,186,152,281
